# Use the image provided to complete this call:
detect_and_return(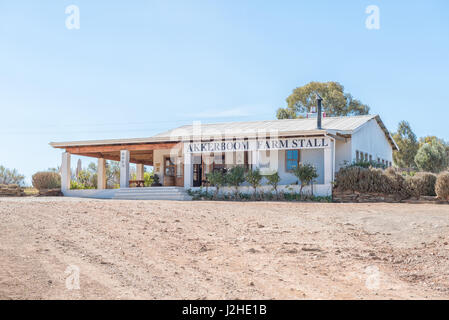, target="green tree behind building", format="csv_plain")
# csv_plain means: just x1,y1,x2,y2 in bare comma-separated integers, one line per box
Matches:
276,81,370,119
